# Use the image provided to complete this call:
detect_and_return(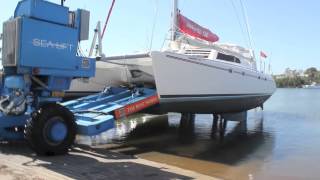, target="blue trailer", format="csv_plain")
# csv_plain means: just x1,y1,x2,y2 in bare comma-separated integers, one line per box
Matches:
0,0,158,155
